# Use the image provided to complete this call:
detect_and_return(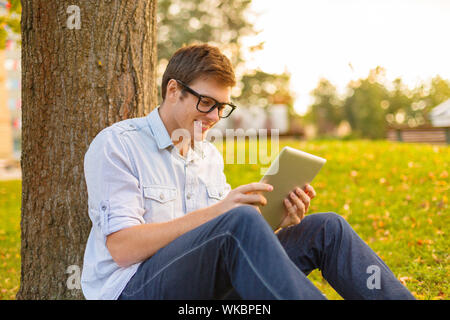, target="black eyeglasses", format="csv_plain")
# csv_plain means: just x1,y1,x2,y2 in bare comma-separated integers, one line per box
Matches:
175,79,237,118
